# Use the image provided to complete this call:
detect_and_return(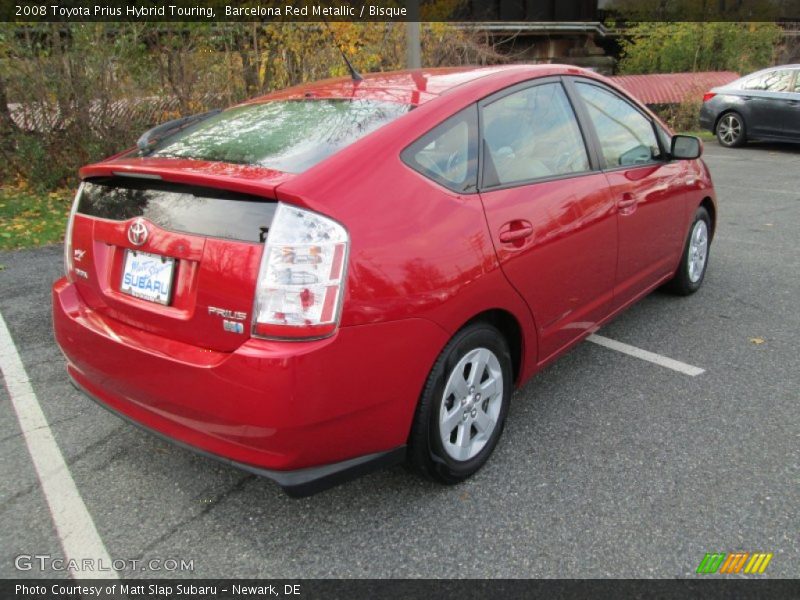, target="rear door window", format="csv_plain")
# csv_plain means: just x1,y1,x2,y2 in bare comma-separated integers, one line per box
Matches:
481,82,590,187
742,70,794,92
764,70,794,92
